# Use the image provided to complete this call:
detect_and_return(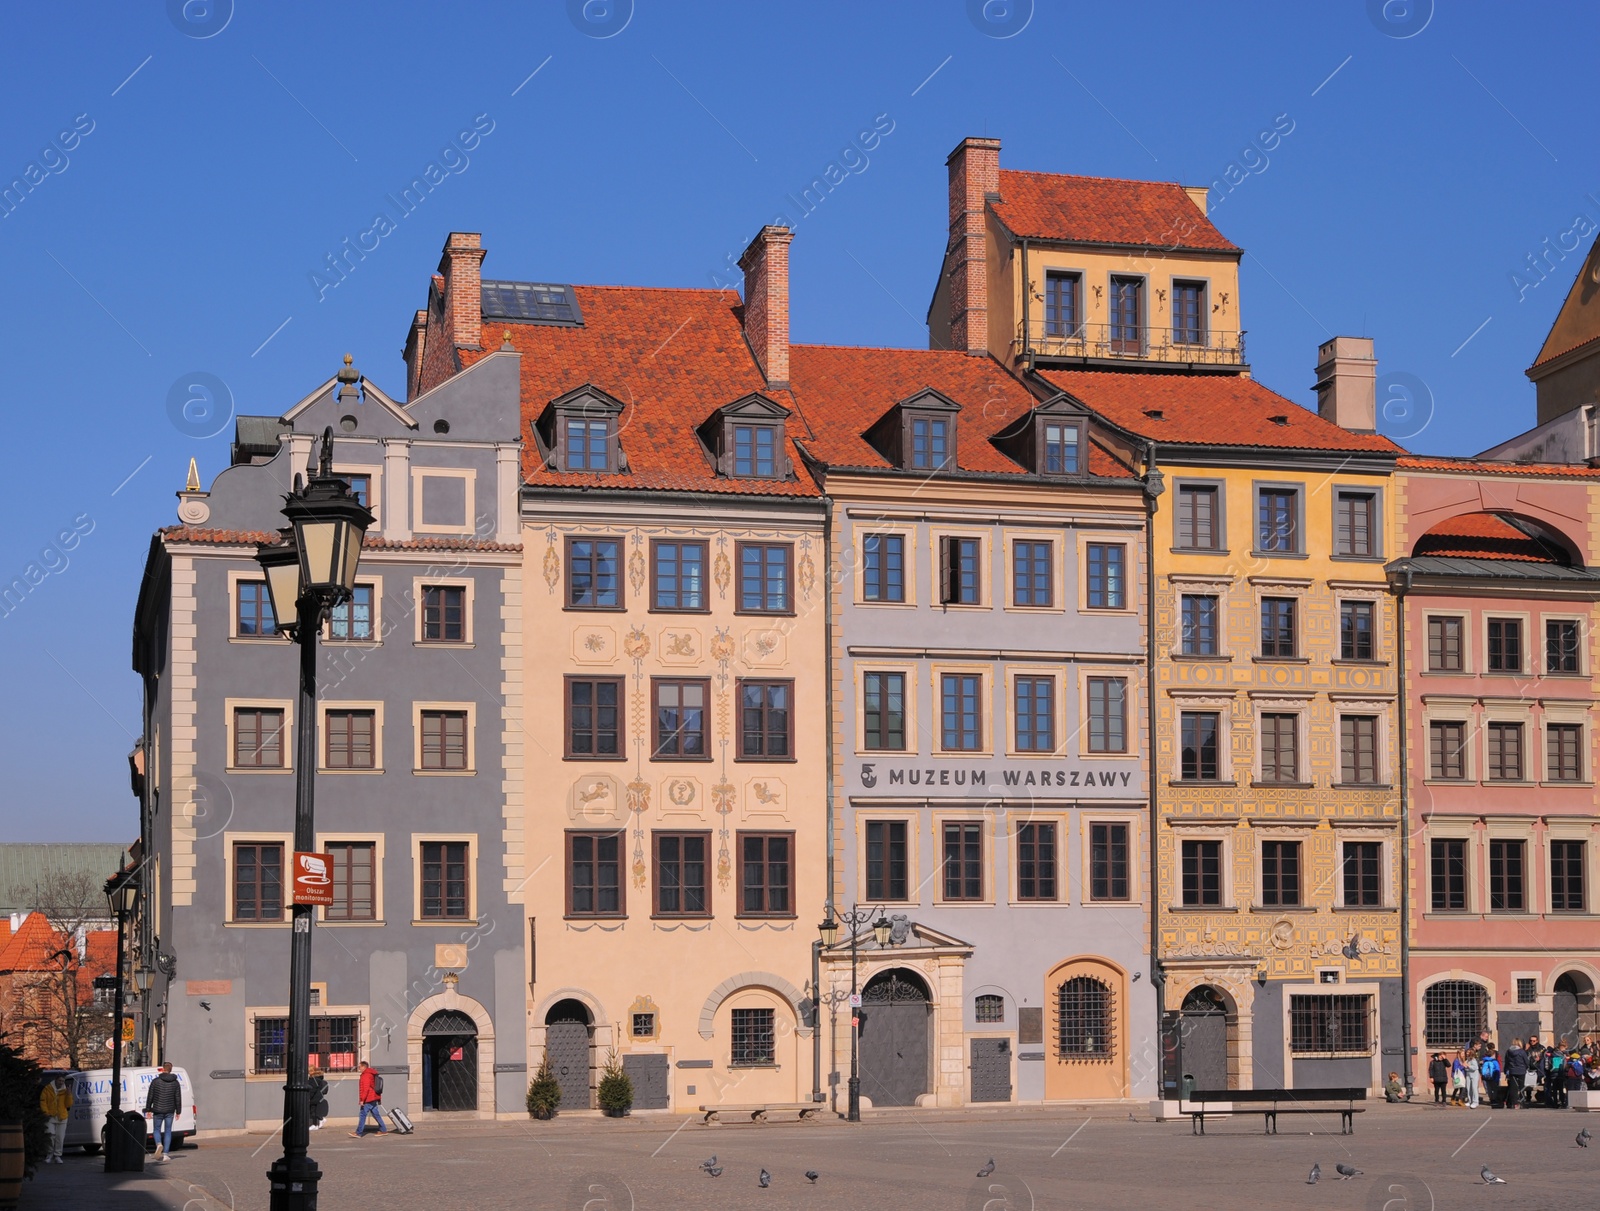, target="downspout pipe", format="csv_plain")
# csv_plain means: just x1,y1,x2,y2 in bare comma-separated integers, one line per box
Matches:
817,494,837,1107
1142,444,1167,1094
1394,565,1415,1097
1020,238,1030,370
